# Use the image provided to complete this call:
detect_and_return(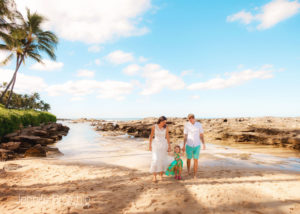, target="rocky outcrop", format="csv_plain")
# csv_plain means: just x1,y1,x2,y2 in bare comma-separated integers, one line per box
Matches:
72,118,105,124
0,142,21,151
0,122,69,161
24,144,46,157
94,117,300,151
